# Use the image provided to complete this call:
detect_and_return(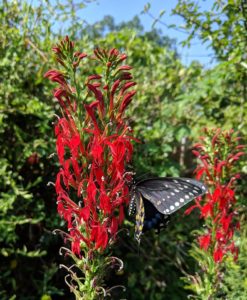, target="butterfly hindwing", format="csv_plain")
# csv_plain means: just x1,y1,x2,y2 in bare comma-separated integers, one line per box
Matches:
142,199,169,232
